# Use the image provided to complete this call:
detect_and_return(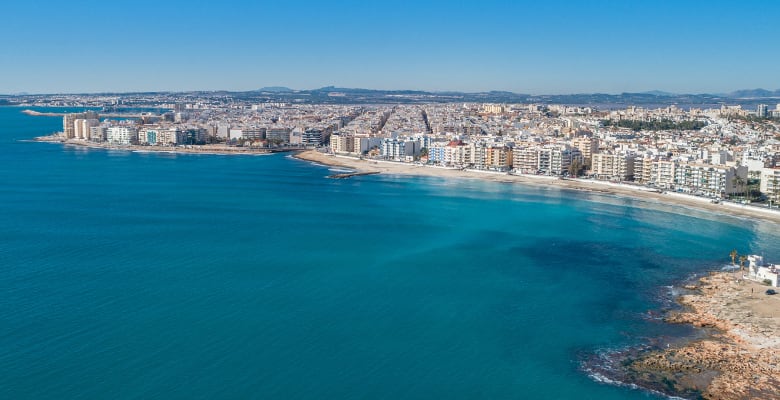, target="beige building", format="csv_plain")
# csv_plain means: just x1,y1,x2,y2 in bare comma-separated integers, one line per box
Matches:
592,153,636,181
760,168,780,203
